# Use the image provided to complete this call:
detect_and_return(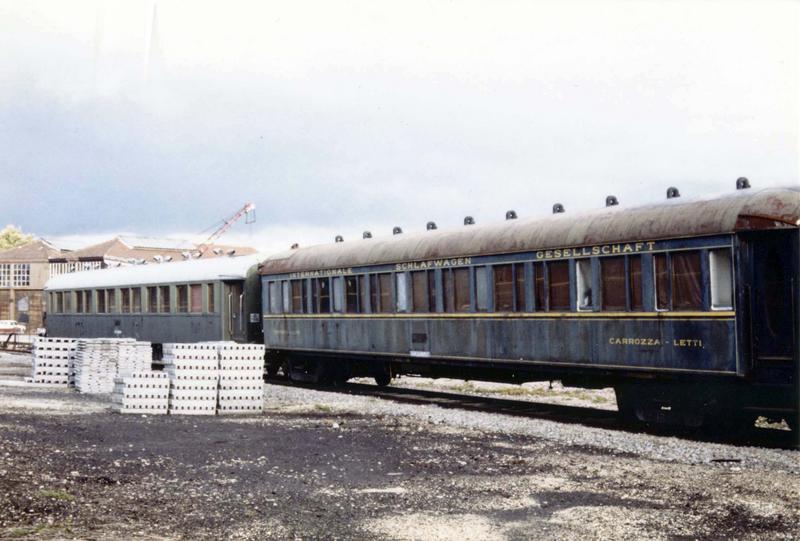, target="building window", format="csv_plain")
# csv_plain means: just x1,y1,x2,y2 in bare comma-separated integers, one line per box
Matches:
121,288,131,313
207,283,216,313
395,273,408,312
12,264,30,287
548,261,570,311
106,289,117,313
176,285,188,313
671,251,703,311
709,249,733,310
0,264,10,287
493,264,514,312
601,256,626,311
132,288,142,313
158,286,170,313
411,271,431,313
190,284,202,313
